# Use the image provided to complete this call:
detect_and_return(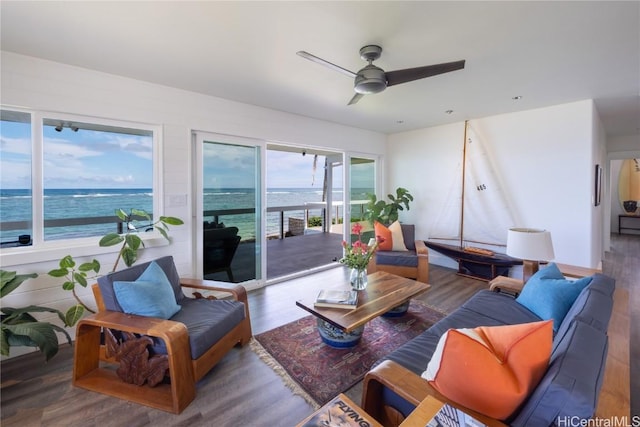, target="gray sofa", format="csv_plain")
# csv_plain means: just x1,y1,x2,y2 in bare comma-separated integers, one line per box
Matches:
362,272,615,426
